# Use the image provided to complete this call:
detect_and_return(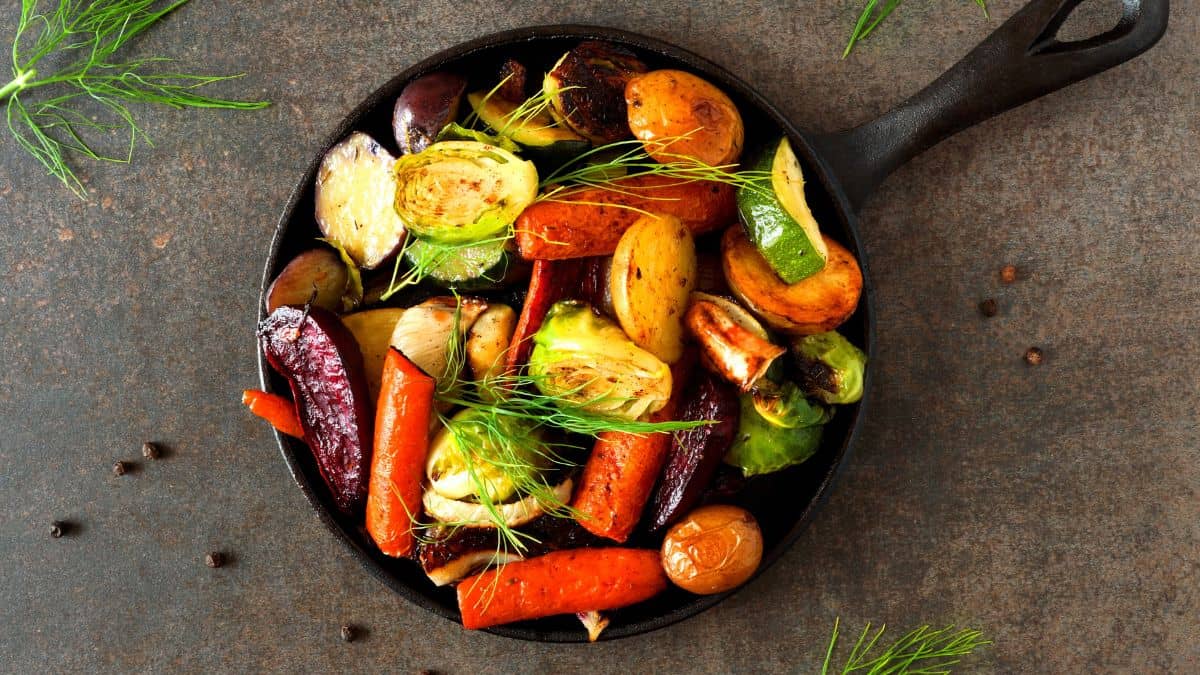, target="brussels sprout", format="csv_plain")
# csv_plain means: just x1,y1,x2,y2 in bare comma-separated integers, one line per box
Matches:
724,382,830,477
791,331,867,405
529,300,672,420
425,408,547,502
